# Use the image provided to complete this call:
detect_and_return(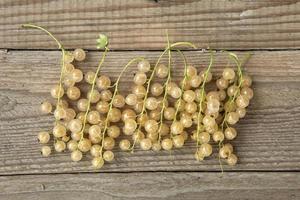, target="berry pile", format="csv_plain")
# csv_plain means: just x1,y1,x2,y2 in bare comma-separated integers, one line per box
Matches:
25,24,253,169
